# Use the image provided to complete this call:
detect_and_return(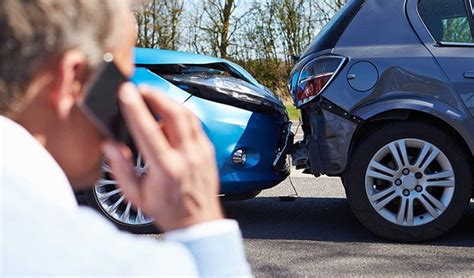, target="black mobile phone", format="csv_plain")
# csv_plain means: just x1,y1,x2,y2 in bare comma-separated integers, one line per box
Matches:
80,60,132,144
